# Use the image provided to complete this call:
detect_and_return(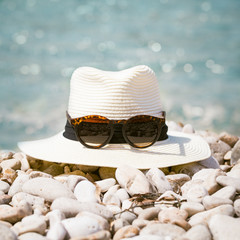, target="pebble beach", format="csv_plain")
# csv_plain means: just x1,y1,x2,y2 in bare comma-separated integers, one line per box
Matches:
0,121,240,240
